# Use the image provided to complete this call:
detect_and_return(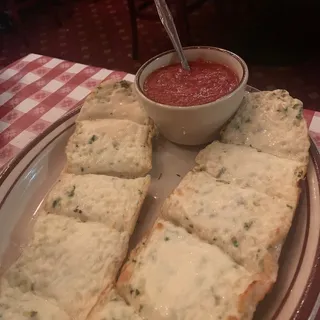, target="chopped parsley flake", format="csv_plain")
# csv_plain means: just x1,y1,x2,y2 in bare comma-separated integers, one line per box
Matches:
277,106,288,113
296,108,303,120
286,204,293,209
164,236,170,241
73,206,83,215
216,179,230,184
296,170,304,178
22,311,38,318
88,135,98,144
120,80,130,89
67,185,76,197
256,249,261,259
253,200,260,206
231,237,239,248
244,221,253,230
79,213,88,222
30,311,38,318
130,288,140,296
112,140,119,149
52,198,61,208
214,294,221,305
138,189,143,195
216,167,226,178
